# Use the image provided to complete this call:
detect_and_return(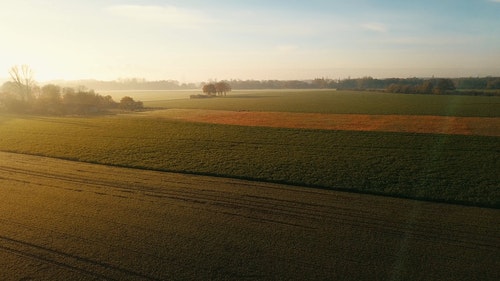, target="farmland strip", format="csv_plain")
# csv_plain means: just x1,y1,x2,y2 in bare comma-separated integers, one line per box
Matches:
0,151,498,280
